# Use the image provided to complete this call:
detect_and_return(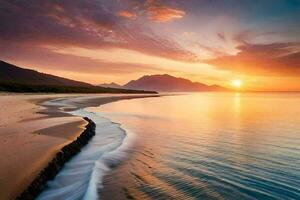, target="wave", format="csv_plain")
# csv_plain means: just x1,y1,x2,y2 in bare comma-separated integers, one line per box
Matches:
37,107,134,200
